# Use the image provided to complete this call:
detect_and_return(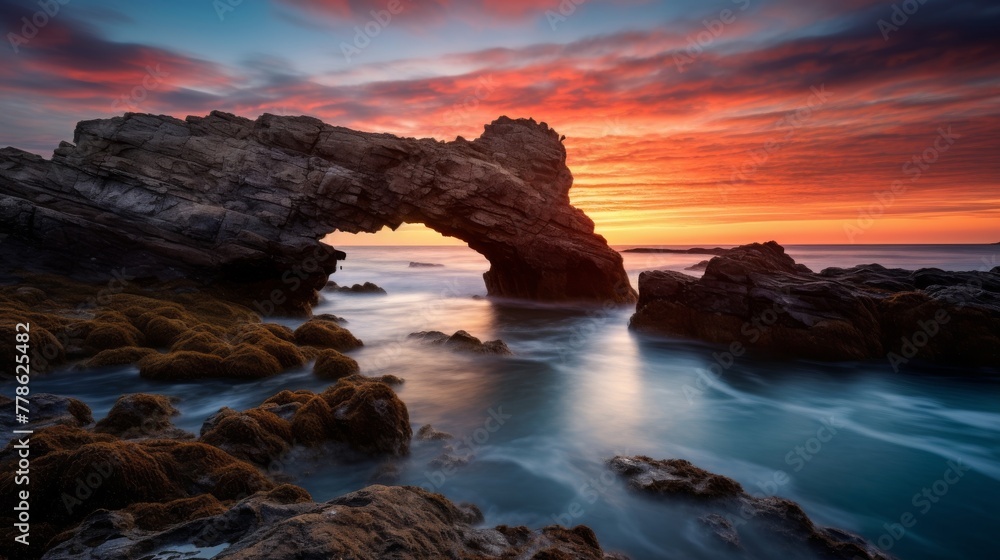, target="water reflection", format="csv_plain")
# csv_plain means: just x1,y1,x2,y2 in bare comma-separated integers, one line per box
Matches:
10,244,1000,559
